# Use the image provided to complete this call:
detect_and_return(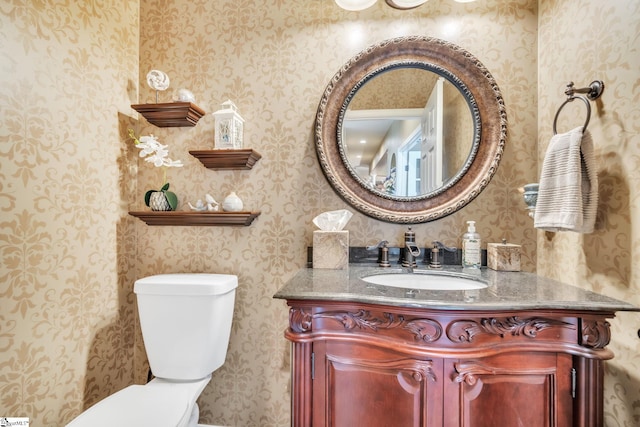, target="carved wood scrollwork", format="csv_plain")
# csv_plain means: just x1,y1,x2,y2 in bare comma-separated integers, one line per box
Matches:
315,310,443,343
452,361,498,385
447,320,482,343
452,361,557,386
405,319,443,343
396,359,437,383
406,360,438,383
581,319,611,349
316,310,405,331
329,355,437,383
447,316,573,343
482,316,571,337
289,308,312,333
